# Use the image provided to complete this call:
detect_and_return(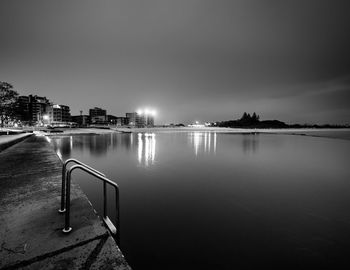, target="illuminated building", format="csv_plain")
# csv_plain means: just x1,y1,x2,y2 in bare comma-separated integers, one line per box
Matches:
134,108,156,127
46,104,71,125
126,112,138,126
28,95,51,123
